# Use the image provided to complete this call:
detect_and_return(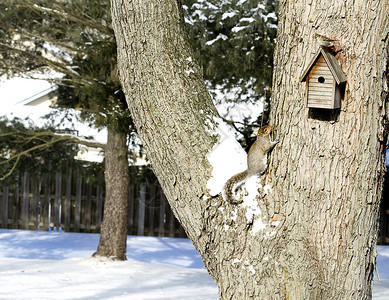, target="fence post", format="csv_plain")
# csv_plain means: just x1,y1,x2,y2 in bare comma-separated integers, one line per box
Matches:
11,180,19,229
85,183,92,232
137,183,146,236
168,207,175,237
148,183,156,236
2,185,9,228
41,176,49,231
53,172,61,230
159,192,166,237
127,184,134,235
21,171,29,230
95,181,103,232
32,177,40,230
64,171,72,232
74,169,82,232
